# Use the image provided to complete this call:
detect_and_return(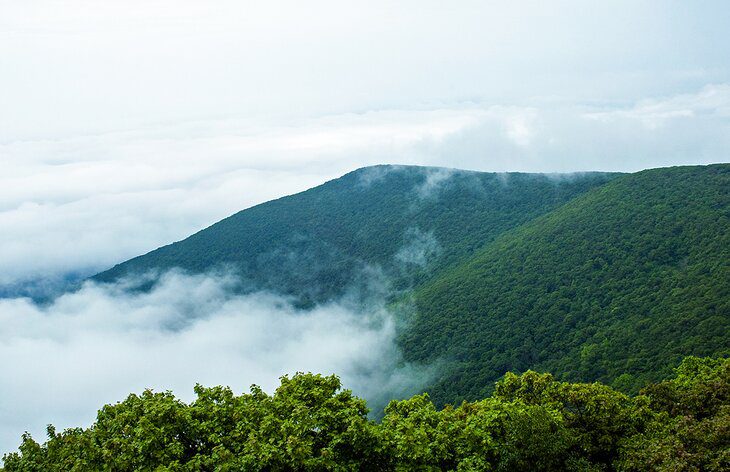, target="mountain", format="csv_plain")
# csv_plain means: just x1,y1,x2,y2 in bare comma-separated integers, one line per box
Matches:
93,165,618,307
404,164,730,404
91,163,729,406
